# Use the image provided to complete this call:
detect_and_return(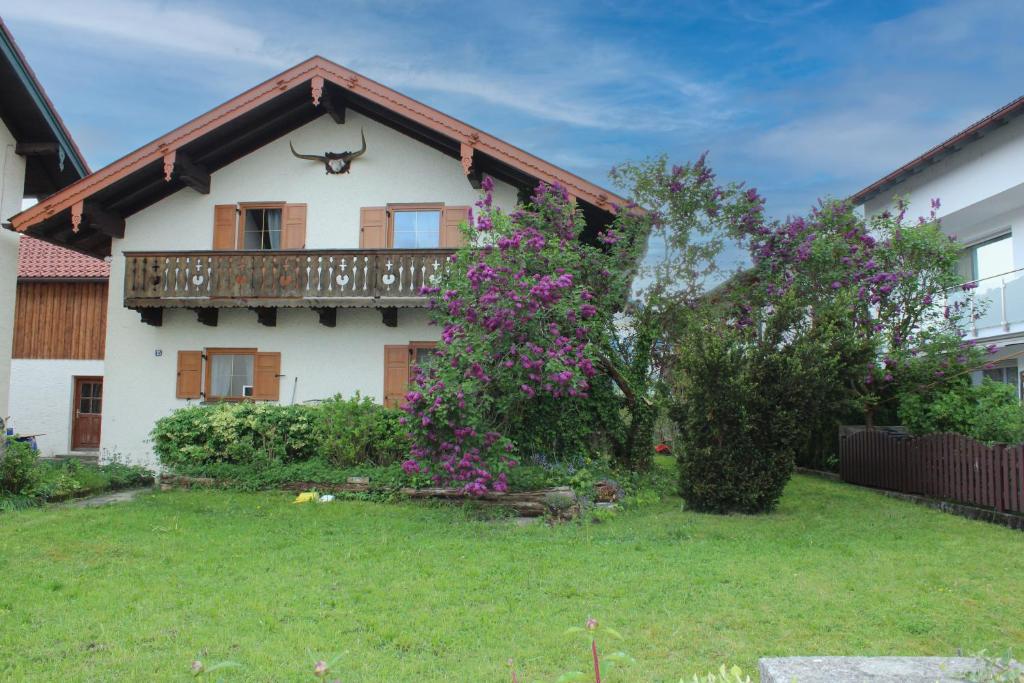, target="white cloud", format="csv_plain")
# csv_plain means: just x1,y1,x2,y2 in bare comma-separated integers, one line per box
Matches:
2,0,299,67
744,0,1024,198
5,0,730,137
368,63,724,133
